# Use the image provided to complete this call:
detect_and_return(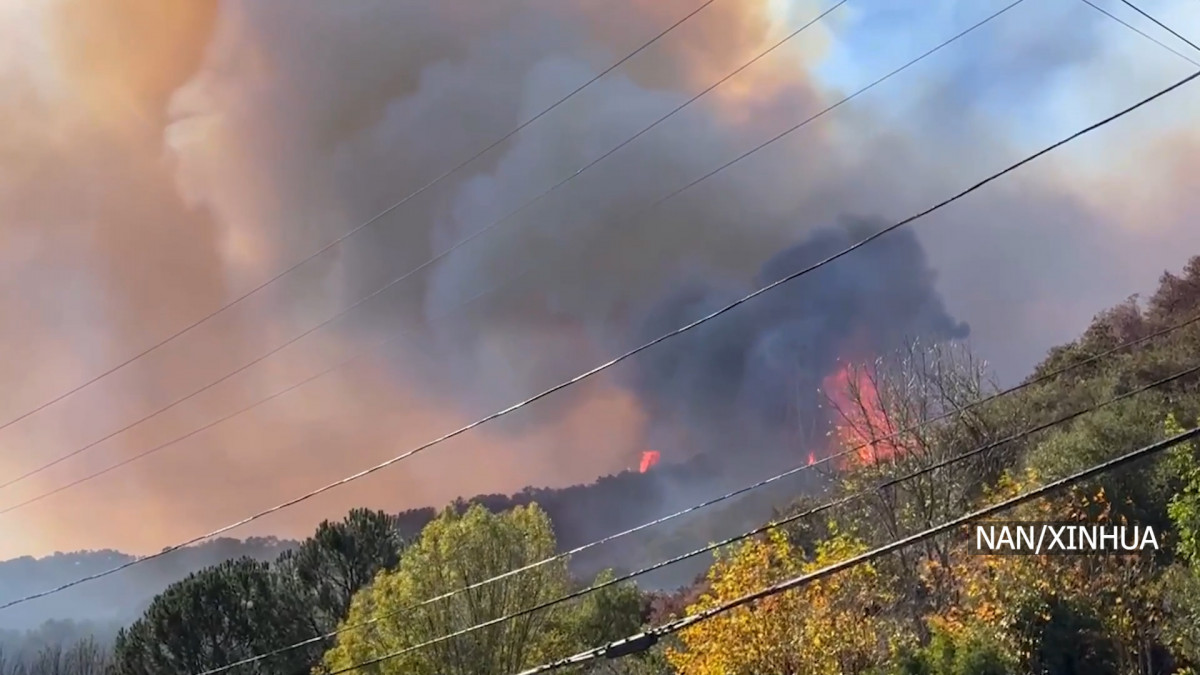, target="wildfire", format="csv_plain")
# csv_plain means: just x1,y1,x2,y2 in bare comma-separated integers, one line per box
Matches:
639,450,661,473
821,361,902,467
